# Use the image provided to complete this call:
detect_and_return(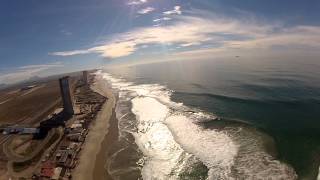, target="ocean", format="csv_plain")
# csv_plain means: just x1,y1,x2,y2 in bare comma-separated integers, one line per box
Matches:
97,57,320,179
